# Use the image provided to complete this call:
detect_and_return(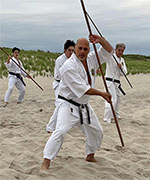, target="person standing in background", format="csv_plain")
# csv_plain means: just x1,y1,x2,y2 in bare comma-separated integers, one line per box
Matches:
104,43,127,123
46,40,75,132
4,47,30,104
